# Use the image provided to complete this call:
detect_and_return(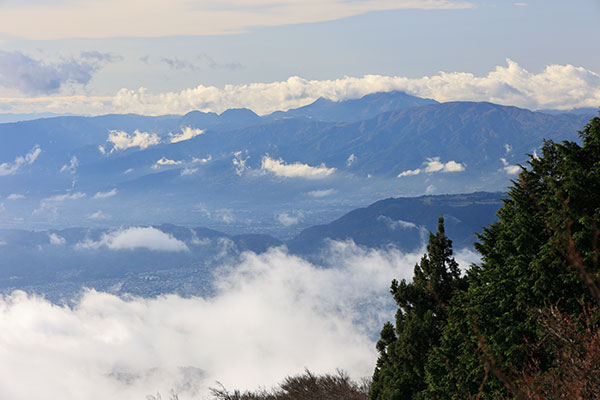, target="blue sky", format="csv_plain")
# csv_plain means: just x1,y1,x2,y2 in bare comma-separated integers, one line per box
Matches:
0,0,598,115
